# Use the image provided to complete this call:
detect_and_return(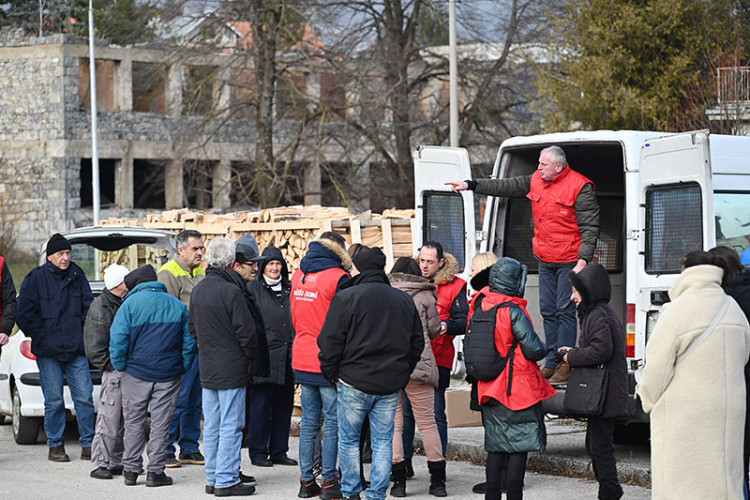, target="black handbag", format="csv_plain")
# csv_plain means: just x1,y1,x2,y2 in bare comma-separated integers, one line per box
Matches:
563,365,608,417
